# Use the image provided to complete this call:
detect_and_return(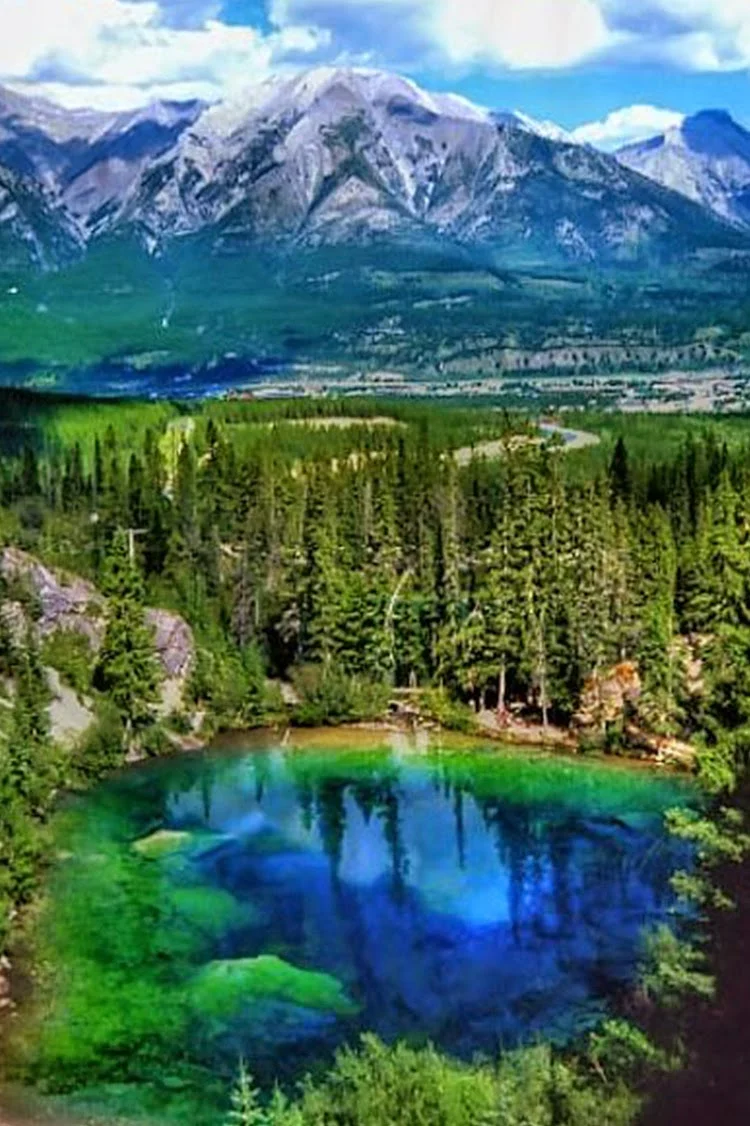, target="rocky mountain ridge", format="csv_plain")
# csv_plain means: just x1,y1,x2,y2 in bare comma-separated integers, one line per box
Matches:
617,109,750,230
0,69,746,268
